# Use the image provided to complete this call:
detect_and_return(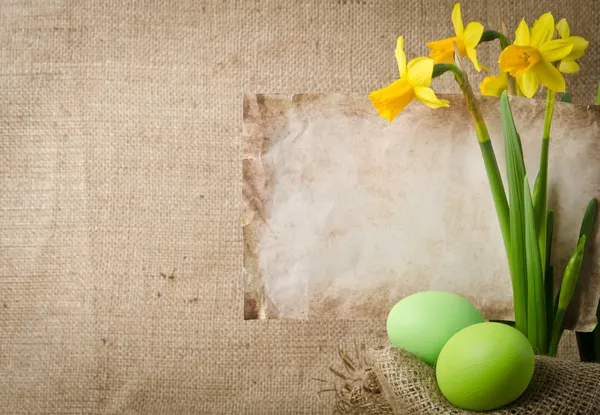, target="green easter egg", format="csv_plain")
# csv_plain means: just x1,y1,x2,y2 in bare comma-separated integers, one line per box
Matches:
436,322,535,411
386,291,484,366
